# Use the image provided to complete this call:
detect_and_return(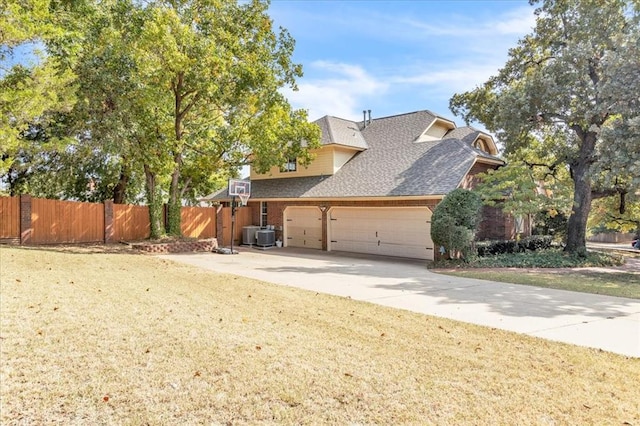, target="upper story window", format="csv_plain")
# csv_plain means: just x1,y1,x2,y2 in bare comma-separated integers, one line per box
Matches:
260,202,268,227
281,157,297,172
